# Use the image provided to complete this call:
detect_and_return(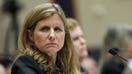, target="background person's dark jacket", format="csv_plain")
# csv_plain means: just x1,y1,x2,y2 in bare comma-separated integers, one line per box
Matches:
101,57,126,74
